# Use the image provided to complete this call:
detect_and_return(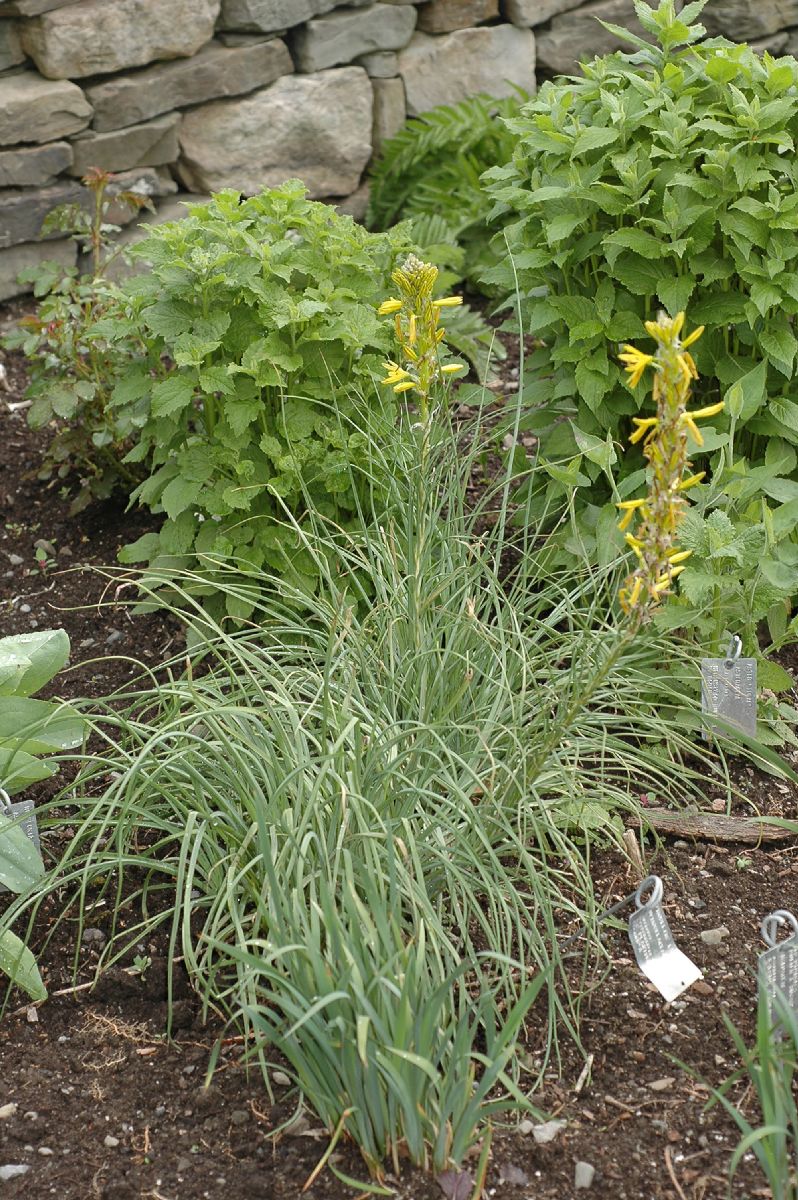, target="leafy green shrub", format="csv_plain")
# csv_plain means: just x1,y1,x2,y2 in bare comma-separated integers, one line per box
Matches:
105,182,416,615
4,169,156,514
485,0,798,488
